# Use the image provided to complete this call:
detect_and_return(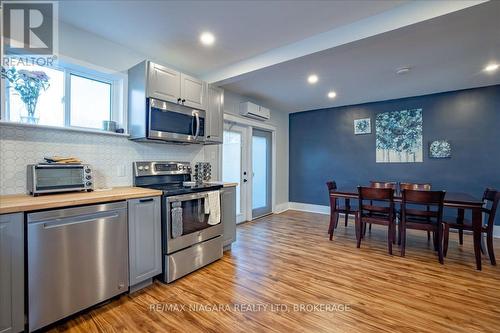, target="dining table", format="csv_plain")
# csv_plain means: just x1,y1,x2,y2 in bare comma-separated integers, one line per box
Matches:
329,187,485,270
